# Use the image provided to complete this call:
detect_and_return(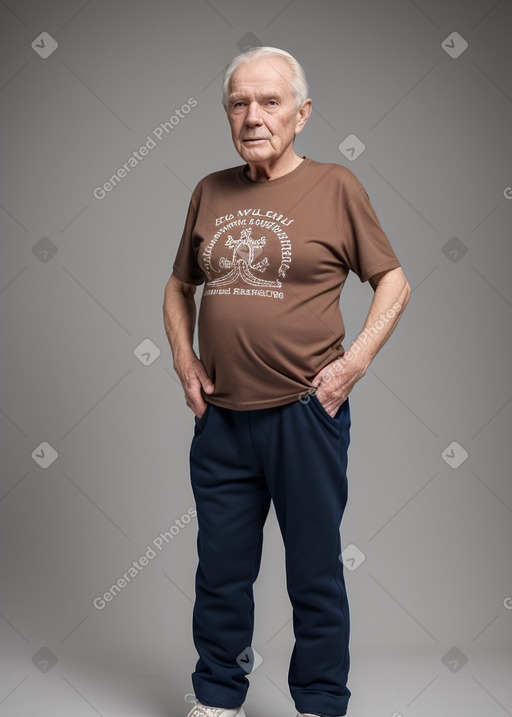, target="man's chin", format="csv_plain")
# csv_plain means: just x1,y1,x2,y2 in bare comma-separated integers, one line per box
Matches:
238,145,272,163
